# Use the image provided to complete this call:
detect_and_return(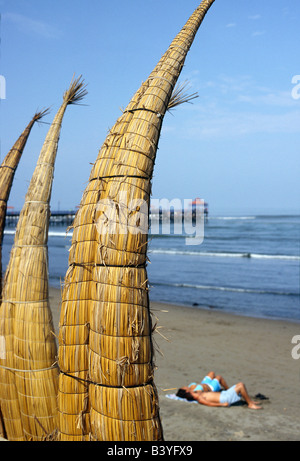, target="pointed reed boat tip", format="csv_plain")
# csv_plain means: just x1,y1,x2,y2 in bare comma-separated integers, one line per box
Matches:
33,107,51,123
63,75,88,106
57,0,215,441
0,68,89,439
